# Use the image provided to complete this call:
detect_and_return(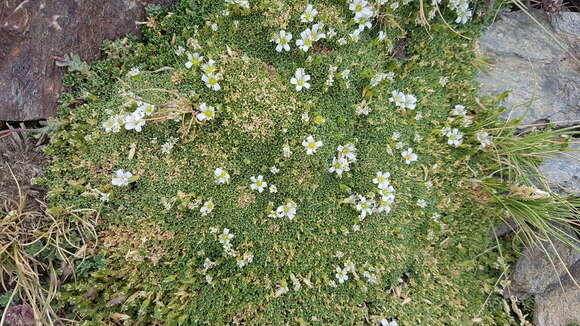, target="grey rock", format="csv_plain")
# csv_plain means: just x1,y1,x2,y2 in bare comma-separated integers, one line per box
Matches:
476,10,580,127
539,142,580,194
506,229,580,300
534,260,580,326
